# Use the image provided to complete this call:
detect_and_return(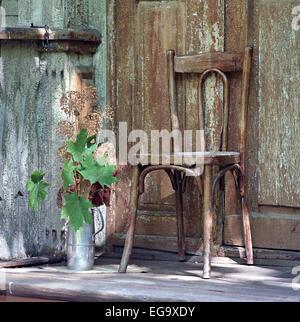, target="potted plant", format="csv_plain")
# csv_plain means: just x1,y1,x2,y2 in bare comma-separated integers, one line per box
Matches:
26,86,117,270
